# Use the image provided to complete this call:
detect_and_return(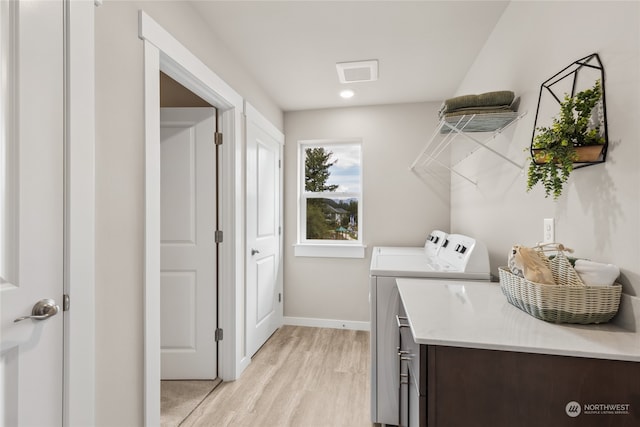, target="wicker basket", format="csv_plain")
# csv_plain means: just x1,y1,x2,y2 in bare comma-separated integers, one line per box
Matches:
499,250,622,324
